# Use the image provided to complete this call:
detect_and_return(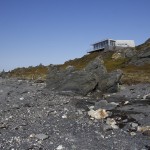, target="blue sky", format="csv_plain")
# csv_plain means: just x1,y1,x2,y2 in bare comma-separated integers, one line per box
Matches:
0,0,150,71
